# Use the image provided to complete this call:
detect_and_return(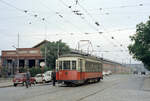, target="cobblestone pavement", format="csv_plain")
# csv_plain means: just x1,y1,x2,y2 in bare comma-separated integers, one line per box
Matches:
0,74,149,101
